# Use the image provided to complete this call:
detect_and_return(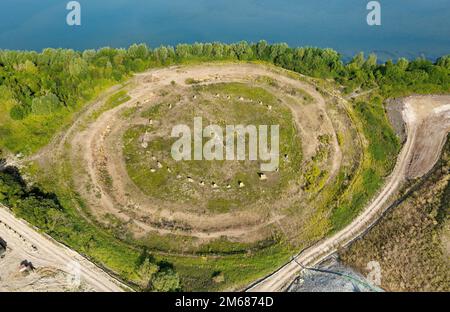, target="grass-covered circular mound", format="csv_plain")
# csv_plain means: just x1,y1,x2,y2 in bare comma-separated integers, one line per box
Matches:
123,83,302,214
